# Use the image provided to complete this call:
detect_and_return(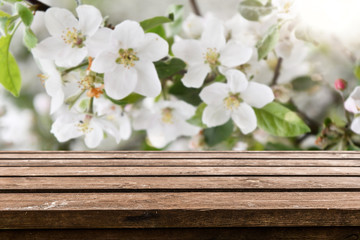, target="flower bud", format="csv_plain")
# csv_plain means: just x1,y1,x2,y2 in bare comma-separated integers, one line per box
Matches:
334,78,347,91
